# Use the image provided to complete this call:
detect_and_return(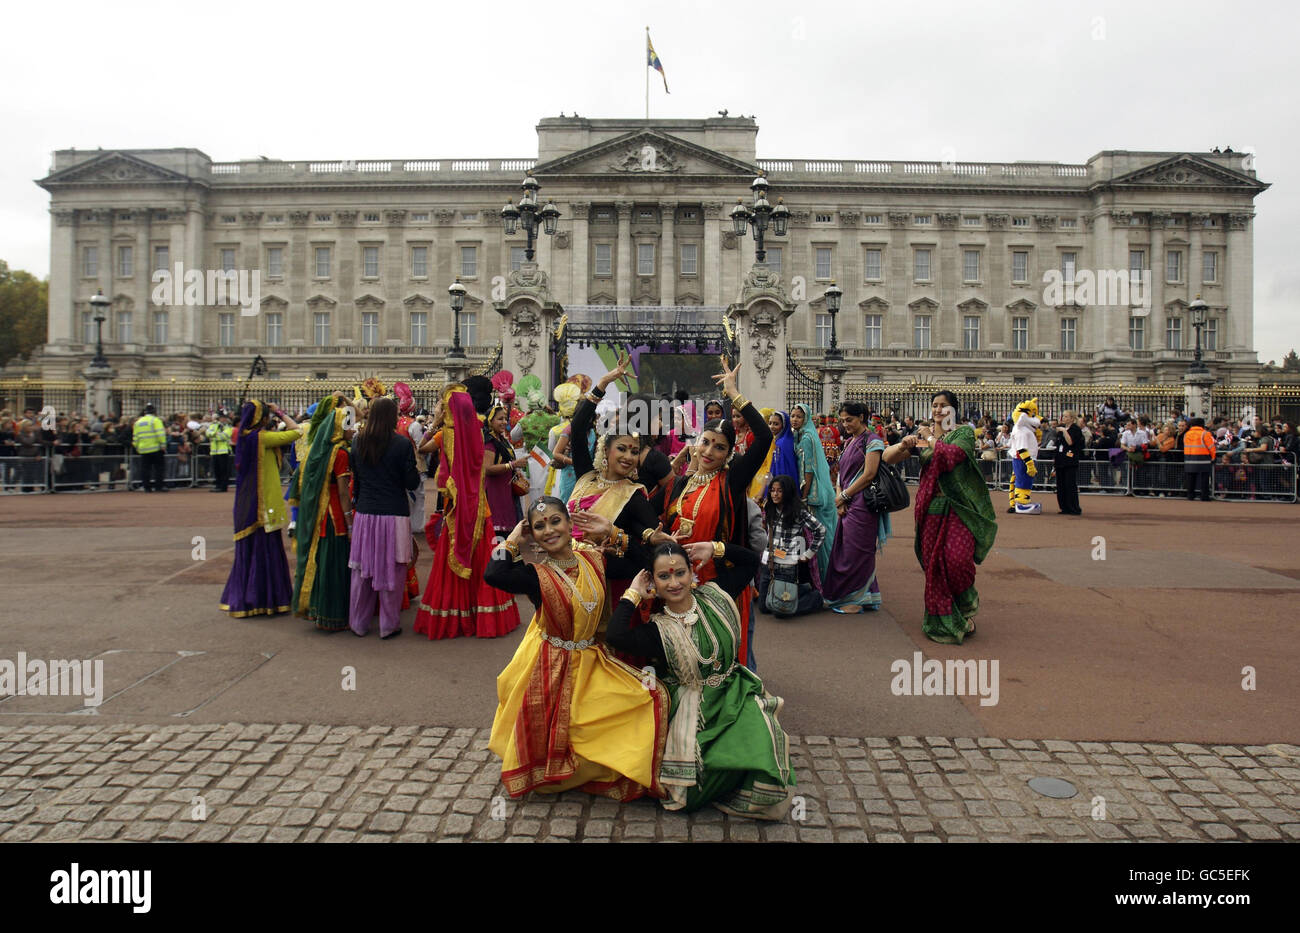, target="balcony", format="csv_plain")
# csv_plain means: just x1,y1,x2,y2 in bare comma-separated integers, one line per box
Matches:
206,158,538,183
